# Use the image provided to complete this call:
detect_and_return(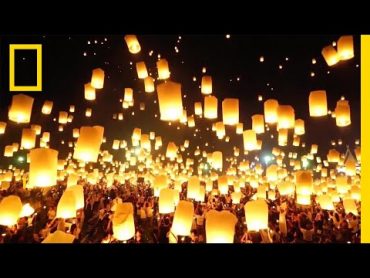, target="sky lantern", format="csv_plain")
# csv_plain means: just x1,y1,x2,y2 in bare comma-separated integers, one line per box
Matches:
244,199,268,231
67,185,84,210
73,126,104,163
56,190,76,219
21,128,36,149
112,203,135,241
29,148,58,188
157,59,170,79
252,114,265,134
91,68,105,89
41,100,53,115
0,122,6,134
171,200,194,236
218,175,228,195
187,176,200,199
309,90,327,117
201,75,212,95
67,173,79,187
294,119,305,135
322,45,339,66
295,170,313,195
194,102,203,116
157,81,183,121
310,144,318,154
277,105,295,130
4,145,14,157
59,111,68,124
277,181,295,196
343,198,358,215
215,122,225,139
296,194,311,206
204,95,218,119
337,35,354,61
236,123,243,134
327,149,340,163
72,128,79,138
222,98,239,125
153,175,168,197
124,88,134,102
206,210,237,243
136,61,148,79
20,203,35,218
212,151,223,171
30,124,42,135
266,164,278,182
278,128,288,146
0,195,23,226
144,77,155,93
8,94,34,123
335,100,351,127
84,83,96,100
243,130,257,151
166,142,178,161
264,99,279,124
42,230,75,244
231,191,242,204
124,35,141,54
159,188,176,214
85,108,92,117
317,194,334,210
